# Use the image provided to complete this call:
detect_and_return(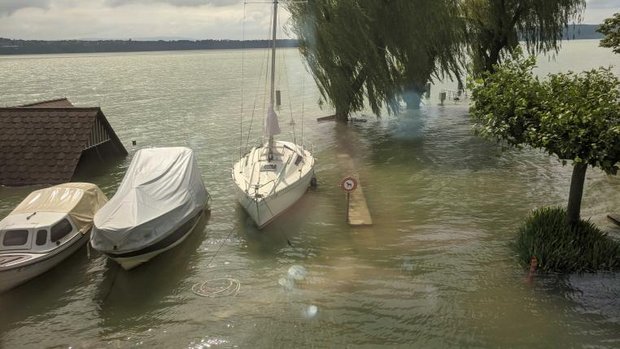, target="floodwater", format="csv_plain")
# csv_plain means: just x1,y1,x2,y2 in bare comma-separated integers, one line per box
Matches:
0,40,619,348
